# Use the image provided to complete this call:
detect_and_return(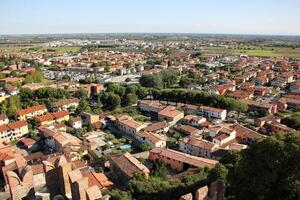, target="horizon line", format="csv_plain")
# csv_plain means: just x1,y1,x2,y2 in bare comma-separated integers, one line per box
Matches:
1,32,300,37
